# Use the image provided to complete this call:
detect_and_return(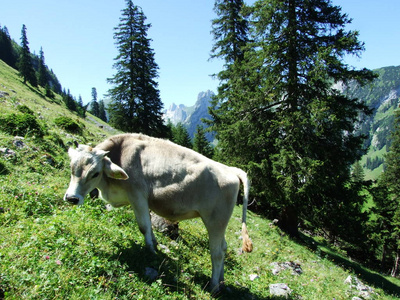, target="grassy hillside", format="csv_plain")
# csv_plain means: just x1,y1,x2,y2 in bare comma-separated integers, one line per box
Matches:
1,60,400,299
